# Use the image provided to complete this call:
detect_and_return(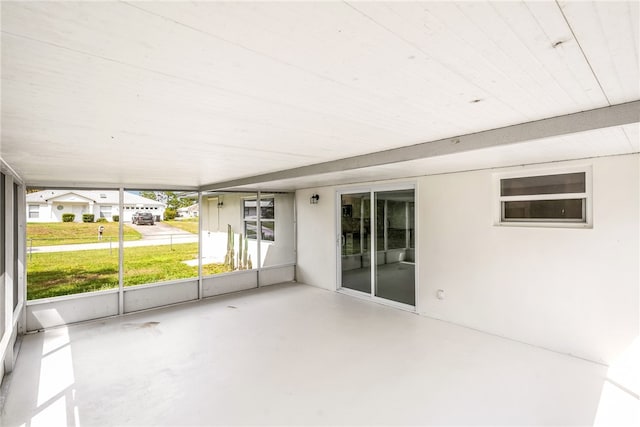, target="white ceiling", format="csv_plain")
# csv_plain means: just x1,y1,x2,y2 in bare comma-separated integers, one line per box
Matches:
1,1,638,190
